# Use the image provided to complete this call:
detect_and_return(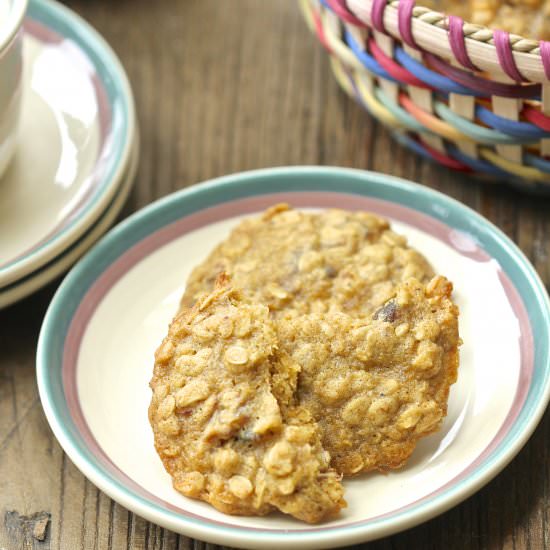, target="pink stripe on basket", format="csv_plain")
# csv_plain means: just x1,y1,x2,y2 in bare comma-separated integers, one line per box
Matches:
326,0,366,27
539,41,550,81
419,138,472,171
522,107,550,131
312,8,333,53
494,30,525,82
397,0,417,48
447,16,478,72
371,0,387,32
425,53,540,98
370,38,432,89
